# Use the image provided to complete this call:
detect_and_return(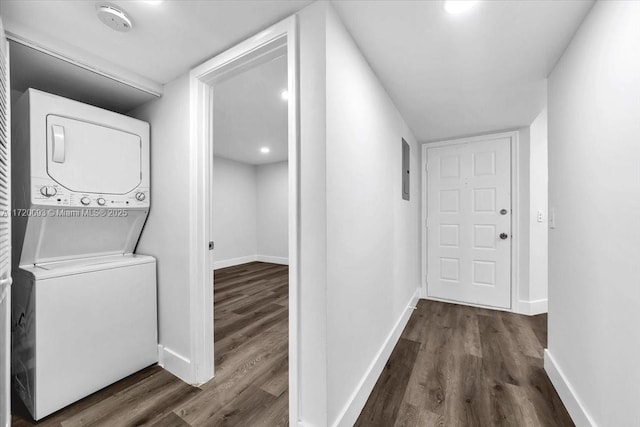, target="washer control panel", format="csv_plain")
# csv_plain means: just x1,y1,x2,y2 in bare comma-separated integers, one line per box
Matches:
31,178,150,208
